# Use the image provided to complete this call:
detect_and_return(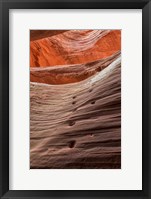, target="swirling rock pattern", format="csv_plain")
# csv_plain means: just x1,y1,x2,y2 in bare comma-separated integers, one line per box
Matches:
30,30,121,67
30,30,121,169
30,51,120,84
